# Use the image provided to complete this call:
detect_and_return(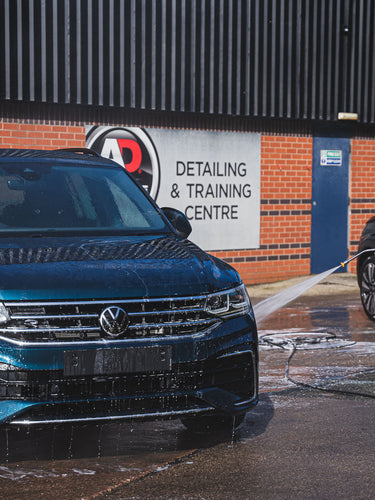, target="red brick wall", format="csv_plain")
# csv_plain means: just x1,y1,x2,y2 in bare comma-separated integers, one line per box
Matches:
0,122,85,149
213,136,313,284
349,139,375,273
